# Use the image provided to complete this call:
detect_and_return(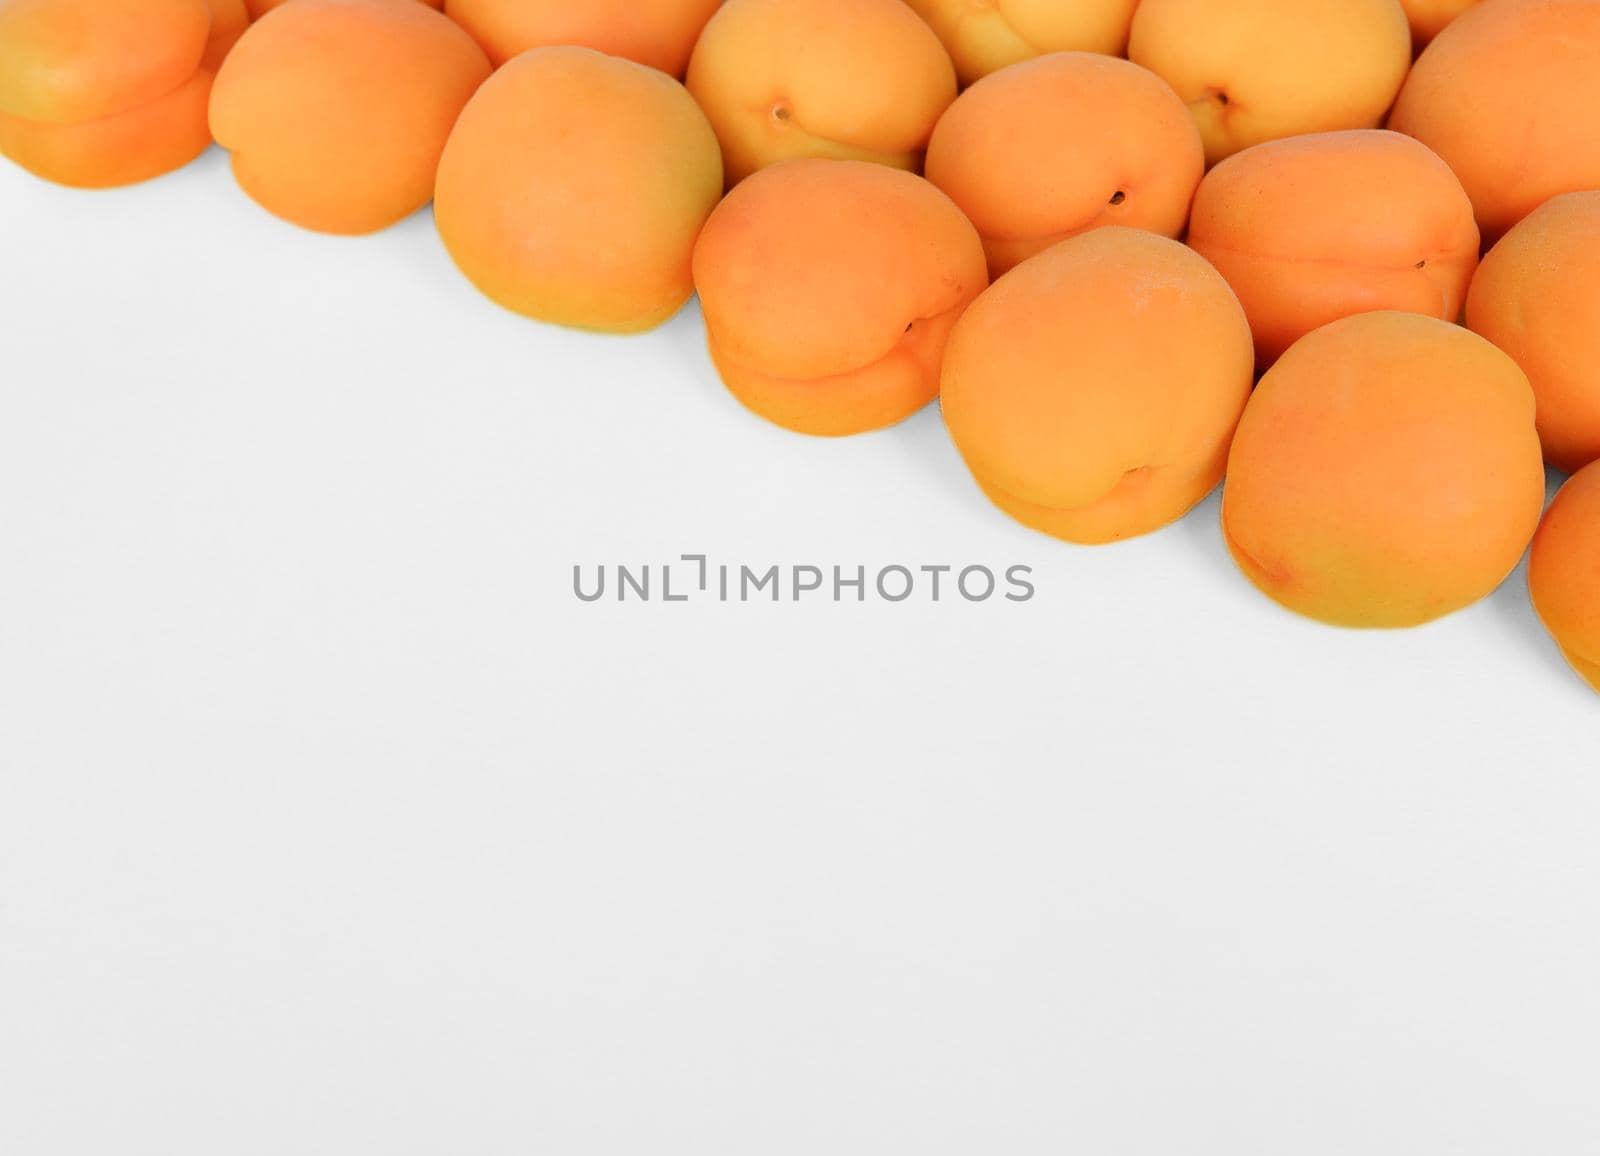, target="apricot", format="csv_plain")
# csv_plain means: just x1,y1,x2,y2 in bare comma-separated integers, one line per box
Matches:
1187,130,1479,366
1466,192,1600,474
901,0,1140,86
692,158,987,436
1399,0,1479,45
202,0,252,71
444,0,721,74
1528,462,1600,694
686,0,957,185
1390,0,1600,241
940,228,1254,545
925,53,1204,278
0,68,212,188
0,0,210,124
1128,0,1412,167
246,0,439,14
436,46,723,334
210,0,490,235
1222,312,1545,628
